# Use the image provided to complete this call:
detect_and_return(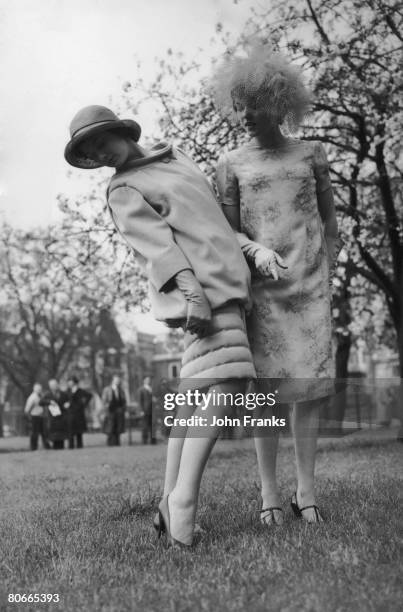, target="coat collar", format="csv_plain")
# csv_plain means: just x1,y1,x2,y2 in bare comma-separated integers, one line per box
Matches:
116,143,173,173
